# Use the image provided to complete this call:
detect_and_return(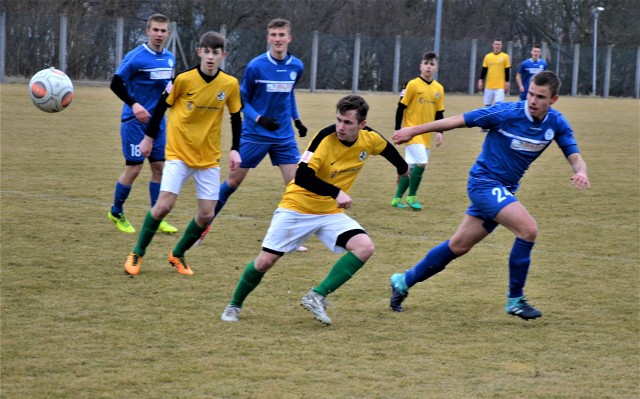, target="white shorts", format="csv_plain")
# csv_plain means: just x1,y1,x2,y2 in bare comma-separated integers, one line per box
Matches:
405,143,430,165
483,88,505,106
160,160,220,200
261,208,365,254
